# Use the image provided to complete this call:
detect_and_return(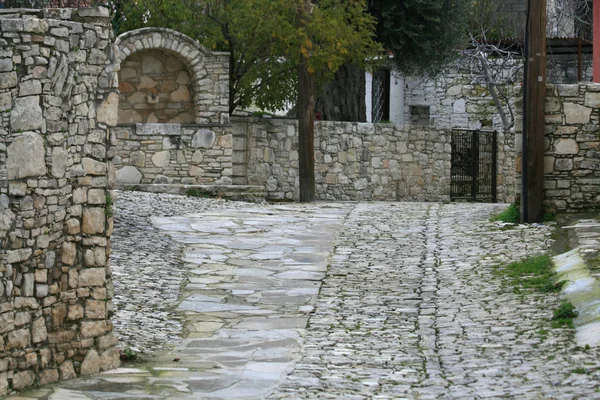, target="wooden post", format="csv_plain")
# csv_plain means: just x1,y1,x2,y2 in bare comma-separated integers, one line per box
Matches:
594,0,600,82
297,1,316,203
522,0,546,223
